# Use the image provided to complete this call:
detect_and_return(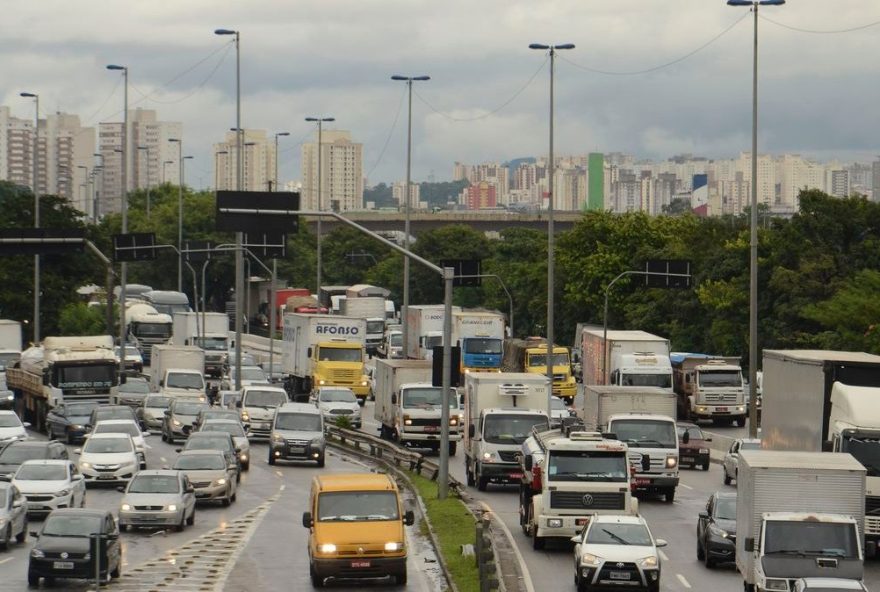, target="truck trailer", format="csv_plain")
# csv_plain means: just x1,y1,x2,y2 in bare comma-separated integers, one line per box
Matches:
580,329,673,389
